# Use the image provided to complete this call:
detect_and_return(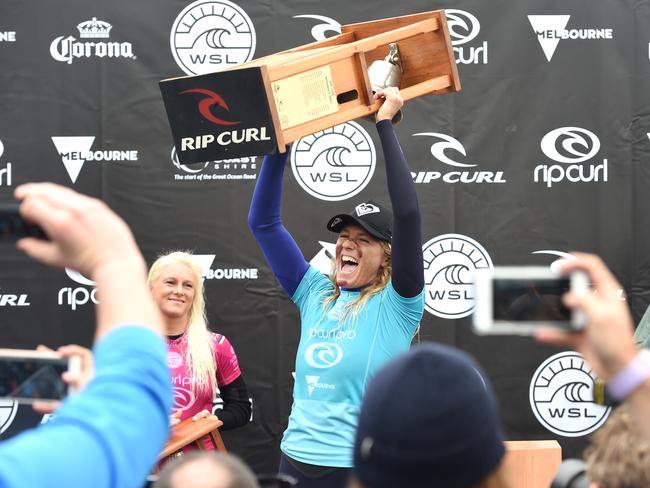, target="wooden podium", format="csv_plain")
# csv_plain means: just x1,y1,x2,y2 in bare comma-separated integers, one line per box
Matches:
503,440,562,488
159,416,226,461
160,9,460,164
